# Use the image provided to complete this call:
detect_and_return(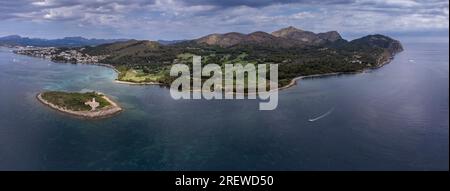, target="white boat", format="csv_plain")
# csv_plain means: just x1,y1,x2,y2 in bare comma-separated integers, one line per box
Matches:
308,108,334,122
